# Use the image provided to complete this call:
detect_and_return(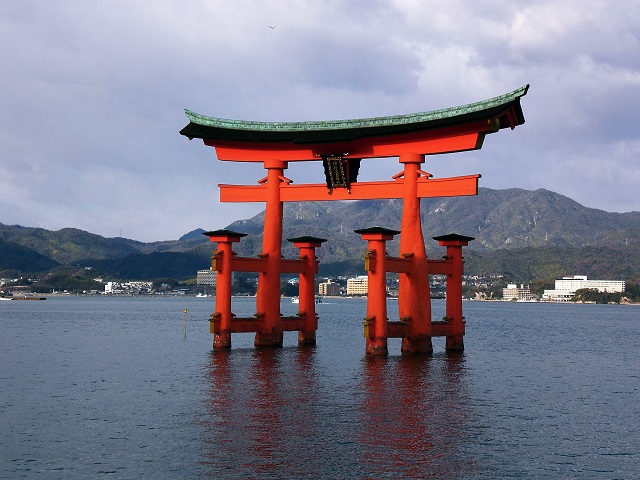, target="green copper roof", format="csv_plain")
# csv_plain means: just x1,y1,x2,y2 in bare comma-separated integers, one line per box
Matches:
180,84,529,144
